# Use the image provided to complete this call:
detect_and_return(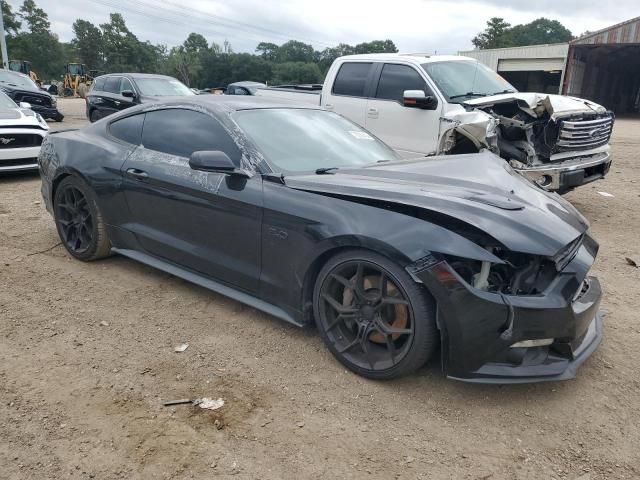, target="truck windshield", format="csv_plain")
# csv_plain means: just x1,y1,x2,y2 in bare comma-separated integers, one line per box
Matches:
422,60,516,103
233,108,400,173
